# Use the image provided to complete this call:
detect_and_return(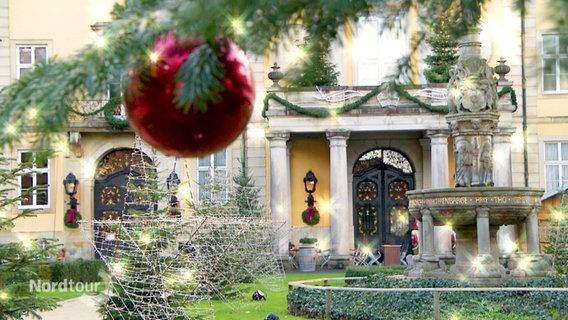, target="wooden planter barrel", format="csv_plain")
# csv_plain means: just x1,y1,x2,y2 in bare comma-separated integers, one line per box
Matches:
298,245,316,272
